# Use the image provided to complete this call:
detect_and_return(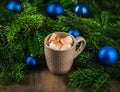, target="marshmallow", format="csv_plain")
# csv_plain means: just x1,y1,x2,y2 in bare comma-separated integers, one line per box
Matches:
60,44,71,50
48,33,60,43
48,33,73,50
49,41,62,50
60,36,73,45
